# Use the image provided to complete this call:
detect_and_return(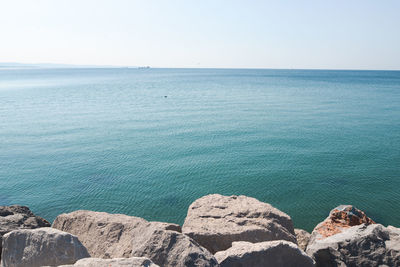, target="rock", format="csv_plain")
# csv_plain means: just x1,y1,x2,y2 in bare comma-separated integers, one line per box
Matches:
386,225,400,253
57,257,159,267
182,194,296,253
0,227,89,267
0,205,50,232
388,225,400,235
306,224,400,267
53,210,218,267
295,229,311,251
130,226,218,267
0,205,50,262
215,240,315,267
150,221,181,232
53,210,149,258
311,205,375,240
